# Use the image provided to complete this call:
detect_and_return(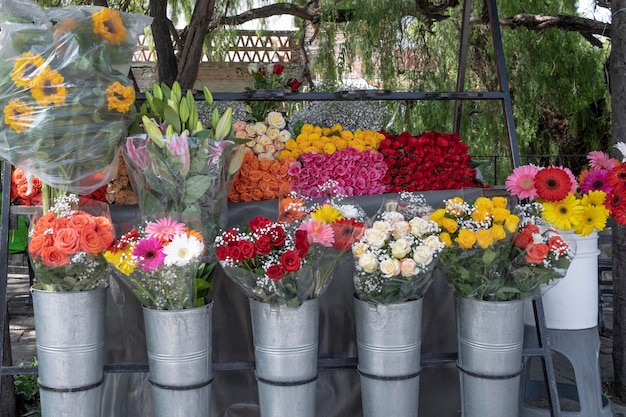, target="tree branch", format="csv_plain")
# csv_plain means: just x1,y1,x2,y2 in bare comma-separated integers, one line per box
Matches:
220,2,322,26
